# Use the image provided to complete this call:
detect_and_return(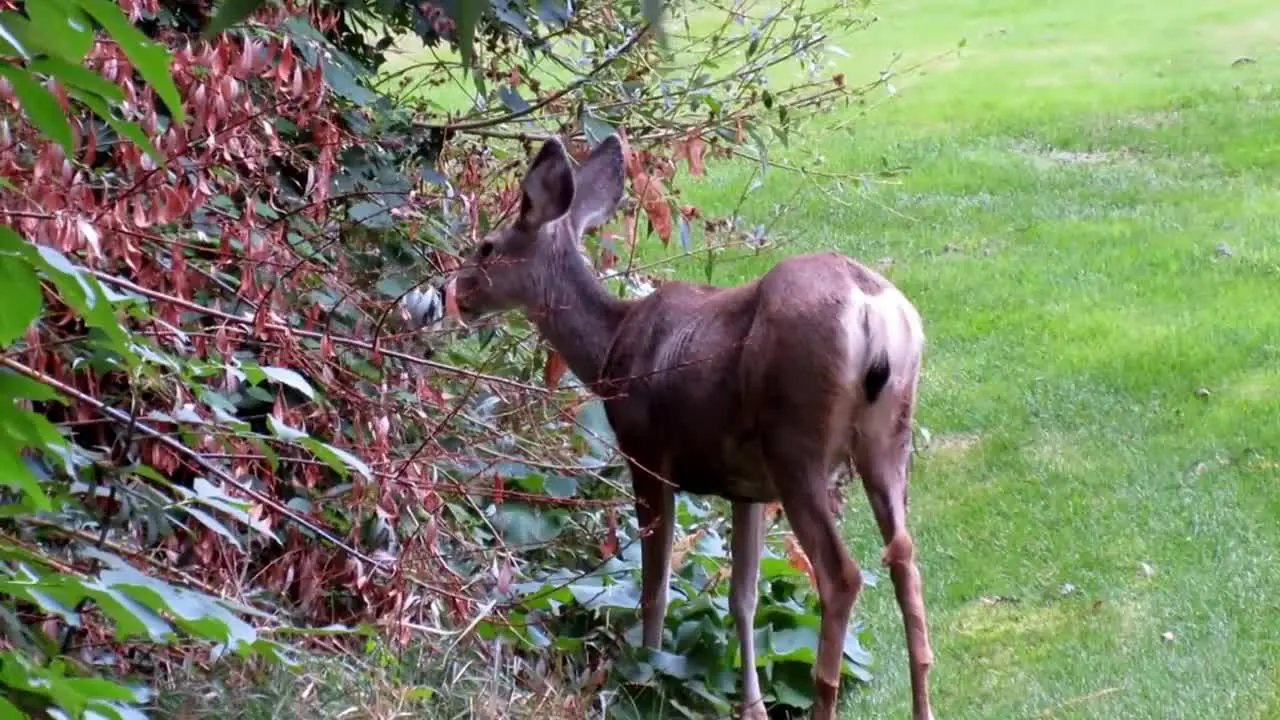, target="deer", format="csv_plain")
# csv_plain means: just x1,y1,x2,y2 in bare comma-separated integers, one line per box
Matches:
443,135,935,720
